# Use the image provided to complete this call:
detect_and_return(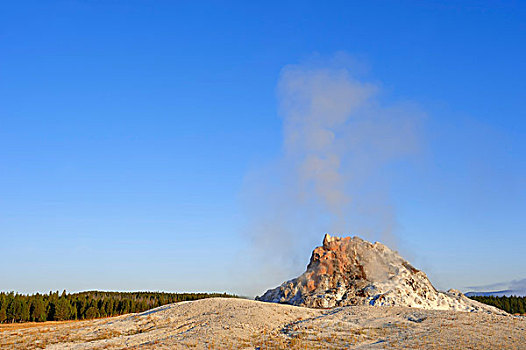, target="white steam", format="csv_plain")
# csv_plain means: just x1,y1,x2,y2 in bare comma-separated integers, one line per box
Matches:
239,57,424,296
